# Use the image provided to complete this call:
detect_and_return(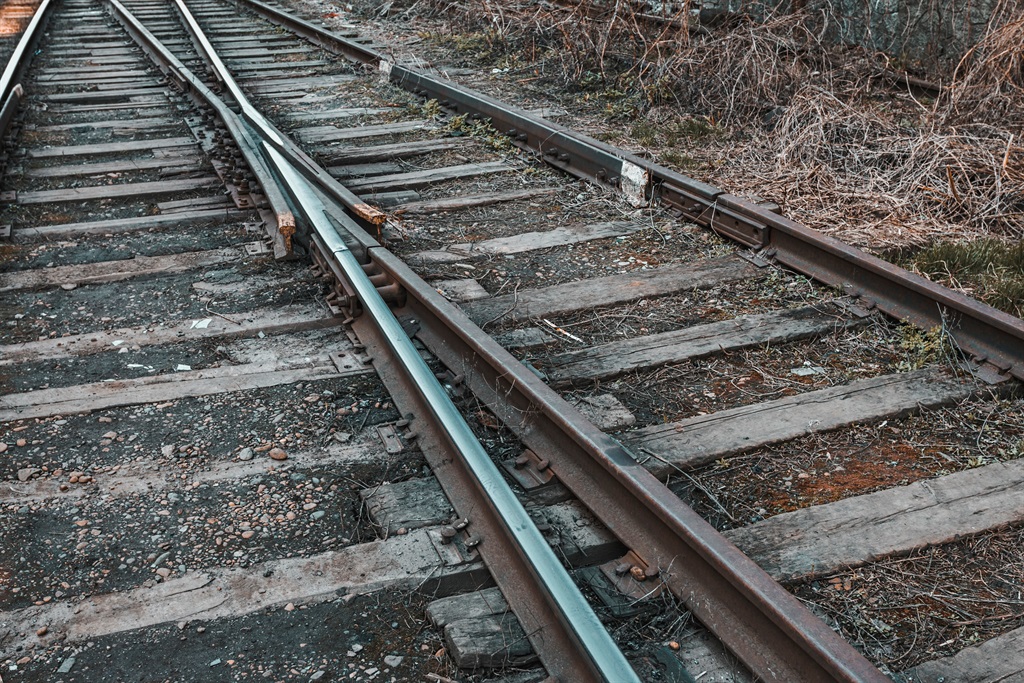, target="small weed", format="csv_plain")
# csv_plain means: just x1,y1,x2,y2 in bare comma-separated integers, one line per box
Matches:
897,324,955,370
445,114,516,153
660,150,700,170
630,121,659,146
669,116,727,142
419,99,442,121
420,30,508,67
